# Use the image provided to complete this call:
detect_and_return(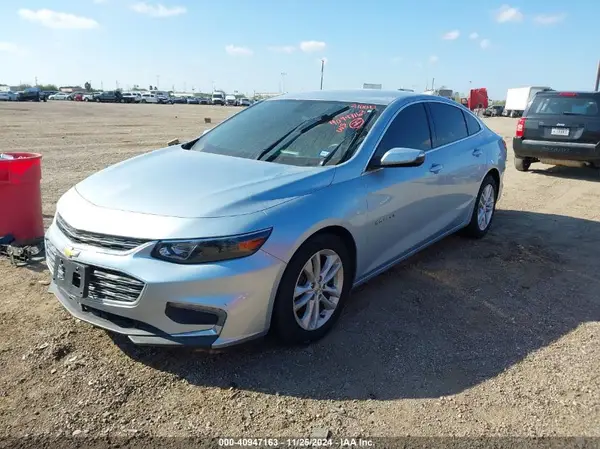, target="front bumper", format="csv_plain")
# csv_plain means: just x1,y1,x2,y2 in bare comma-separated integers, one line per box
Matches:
513,138,600,163
45,221,286,347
